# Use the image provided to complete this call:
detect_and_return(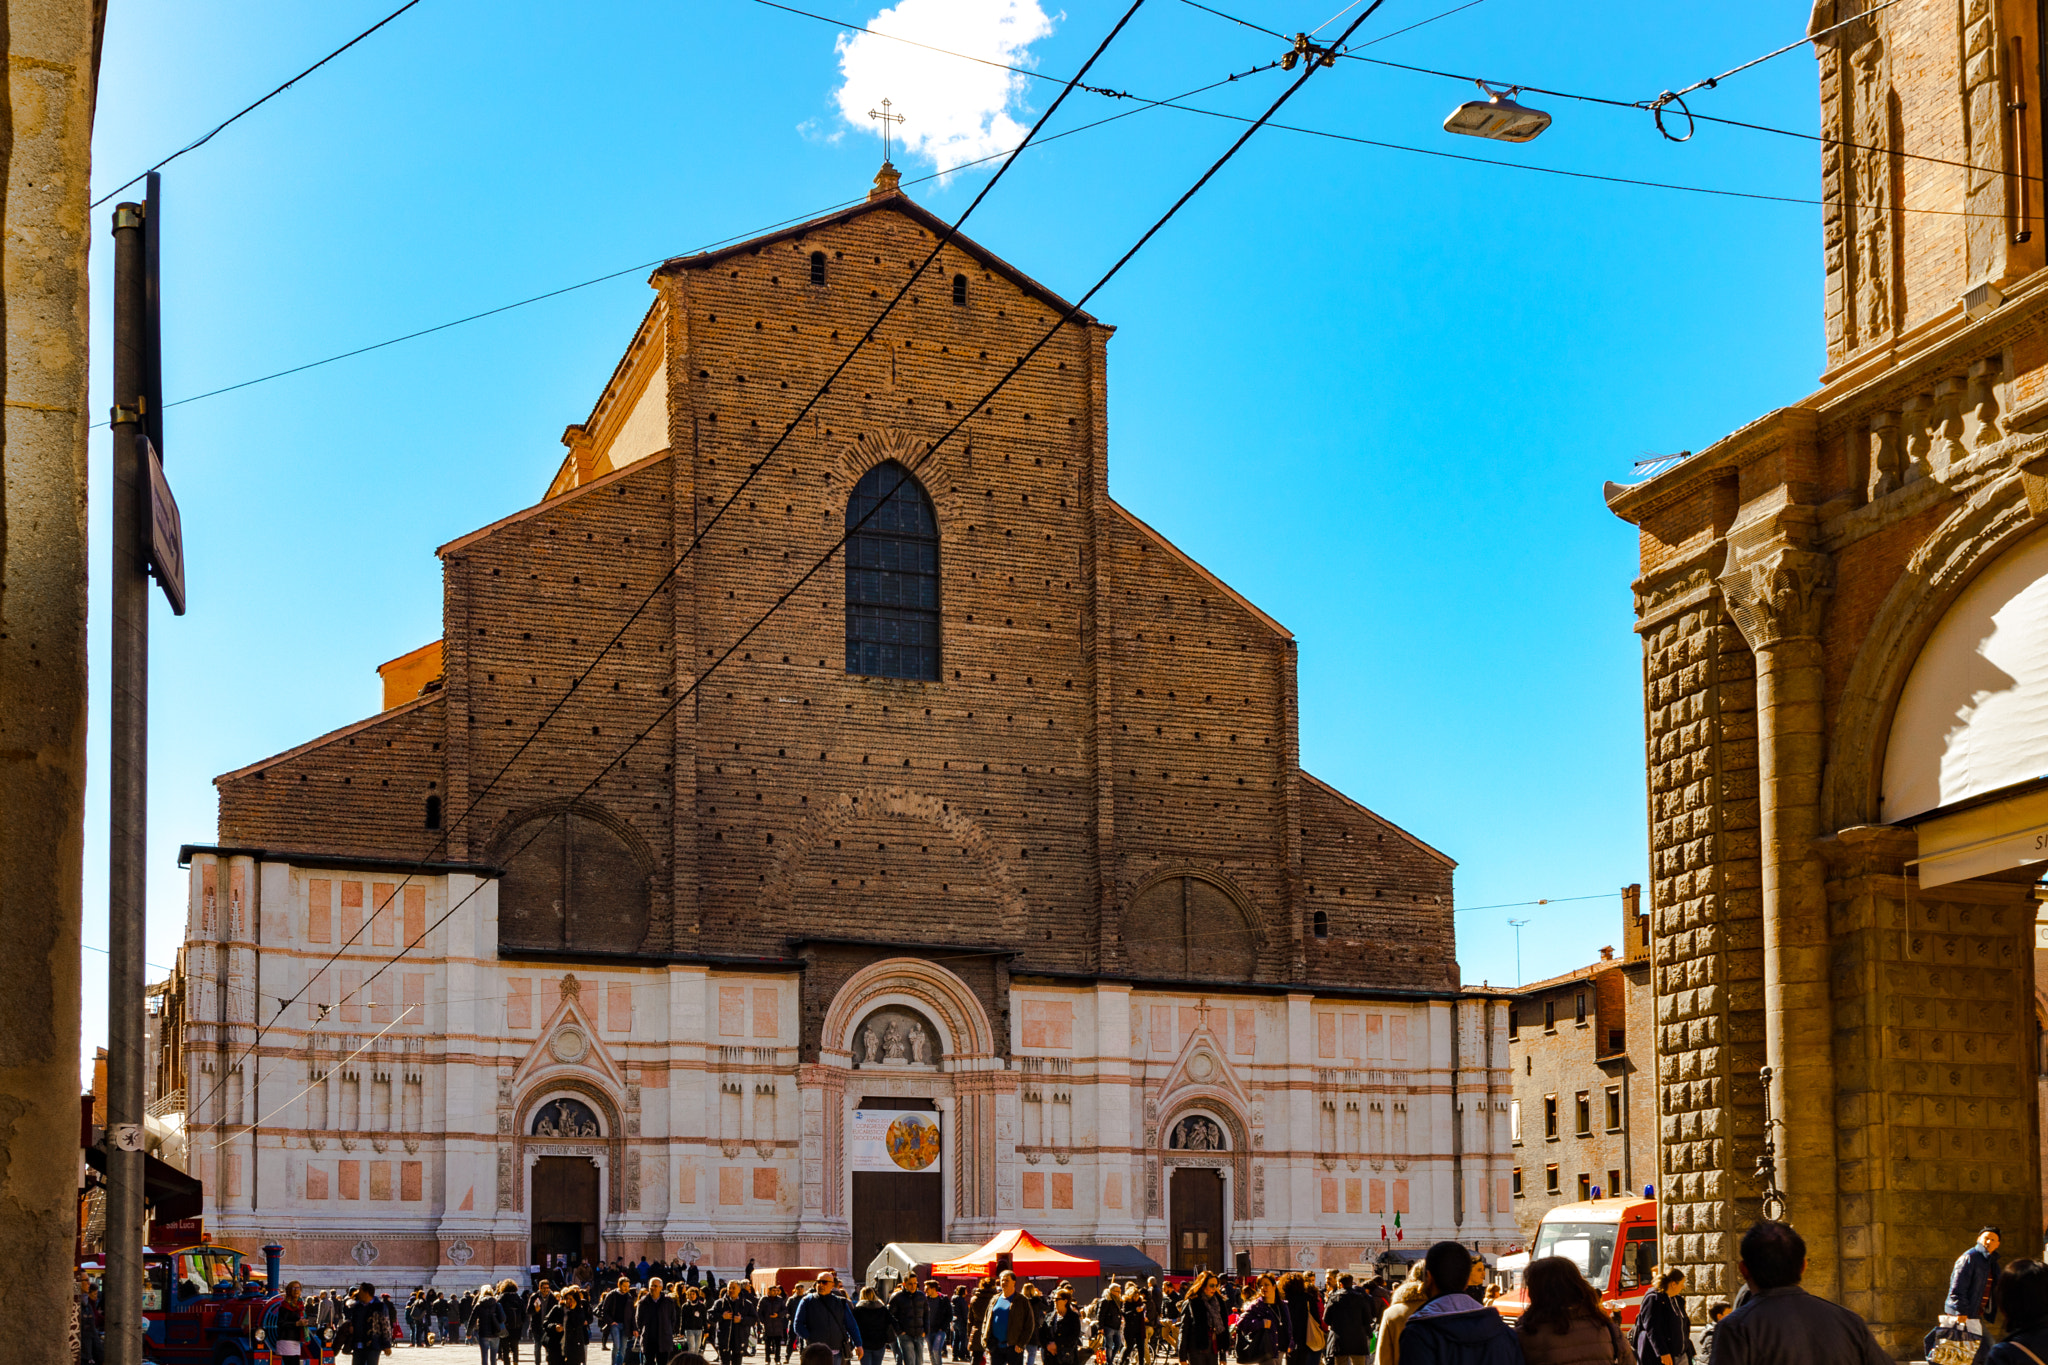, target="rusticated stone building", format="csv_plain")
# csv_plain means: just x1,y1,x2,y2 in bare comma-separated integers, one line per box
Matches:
1608,1,2048,1348
171,166,1515,1286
